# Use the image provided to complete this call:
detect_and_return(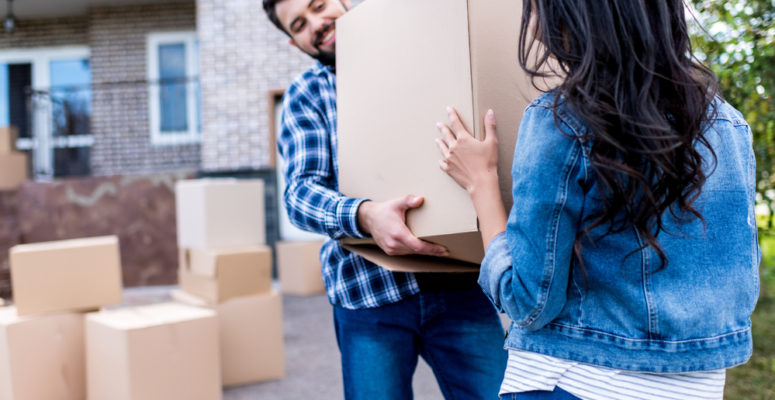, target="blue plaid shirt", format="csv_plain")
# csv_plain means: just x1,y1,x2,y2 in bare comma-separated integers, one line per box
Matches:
279,61,419,309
